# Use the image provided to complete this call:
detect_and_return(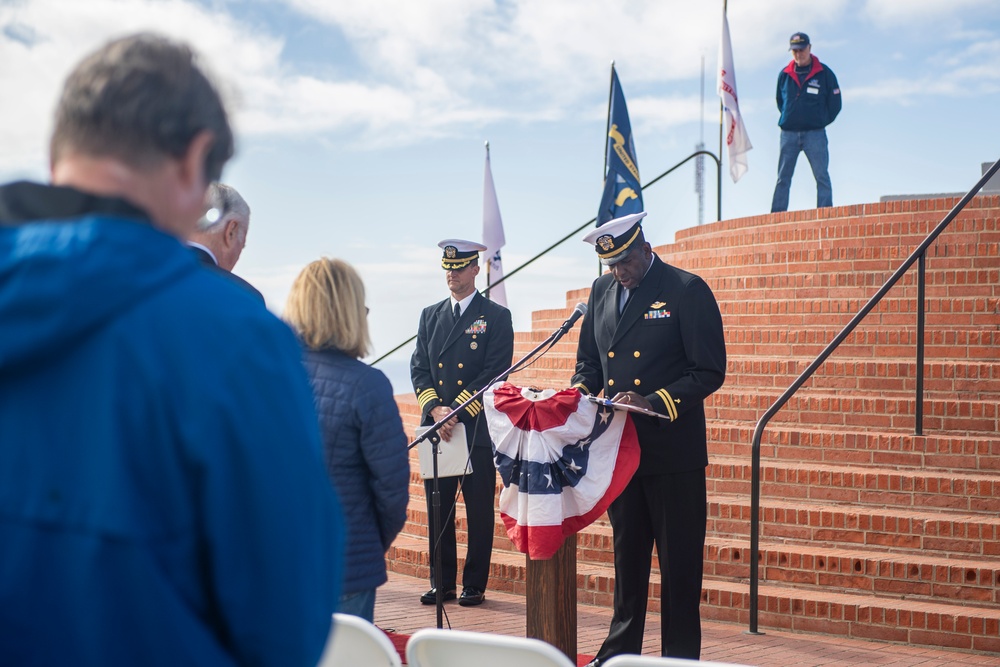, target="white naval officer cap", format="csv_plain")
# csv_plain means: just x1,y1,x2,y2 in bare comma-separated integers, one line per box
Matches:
438,239,487,270
581,211,648,266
